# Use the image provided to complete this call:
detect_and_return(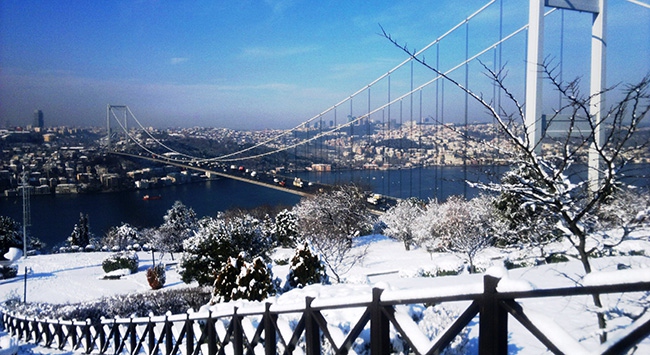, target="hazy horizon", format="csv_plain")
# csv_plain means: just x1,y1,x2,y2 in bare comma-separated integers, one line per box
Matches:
2,0,649,130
